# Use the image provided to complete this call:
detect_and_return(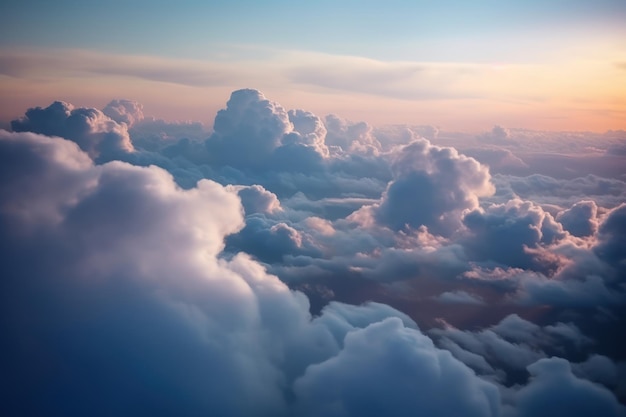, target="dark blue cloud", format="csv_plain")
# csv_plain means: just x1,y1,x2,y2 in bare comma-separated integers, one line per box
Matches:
514,358,625,417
